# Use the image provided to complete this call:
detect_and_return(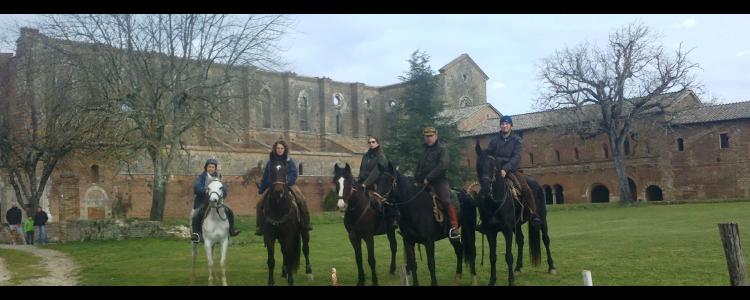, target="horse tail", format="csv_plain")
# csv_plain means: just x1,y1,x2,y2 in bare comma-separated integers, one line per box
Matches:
528,216,542,267
458,189,477,266
288,229,301,274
